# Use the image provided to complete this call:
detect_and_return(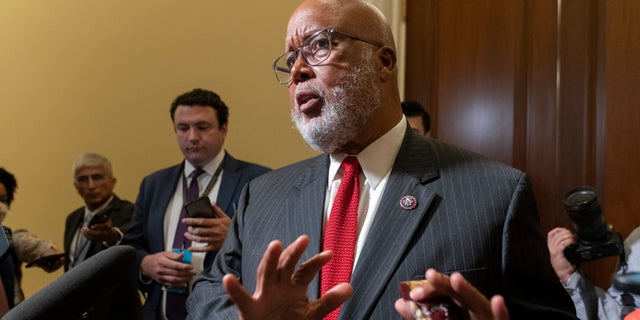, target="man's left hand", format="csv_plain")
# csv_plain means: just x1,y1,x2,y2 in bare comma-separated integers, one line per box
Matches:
394,269,509,320
183,202,230,252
